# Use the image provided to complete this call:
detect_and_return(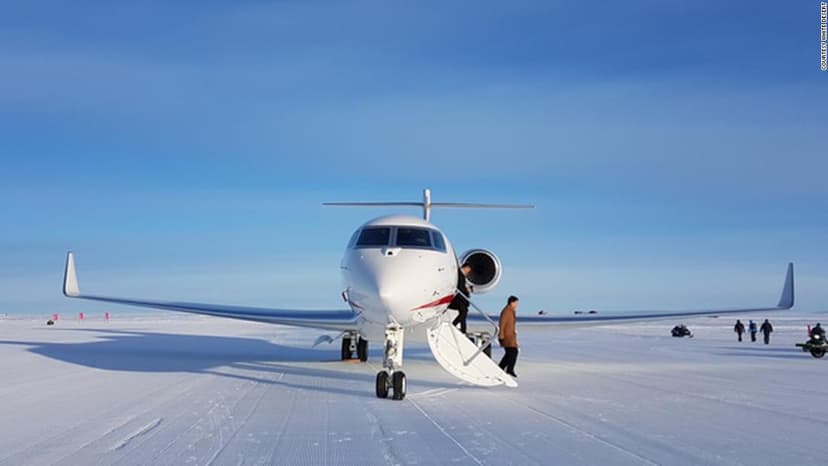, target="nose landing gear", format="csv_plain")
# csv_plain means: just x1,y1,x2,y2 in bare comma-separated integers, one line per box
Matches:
376,325,406,400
